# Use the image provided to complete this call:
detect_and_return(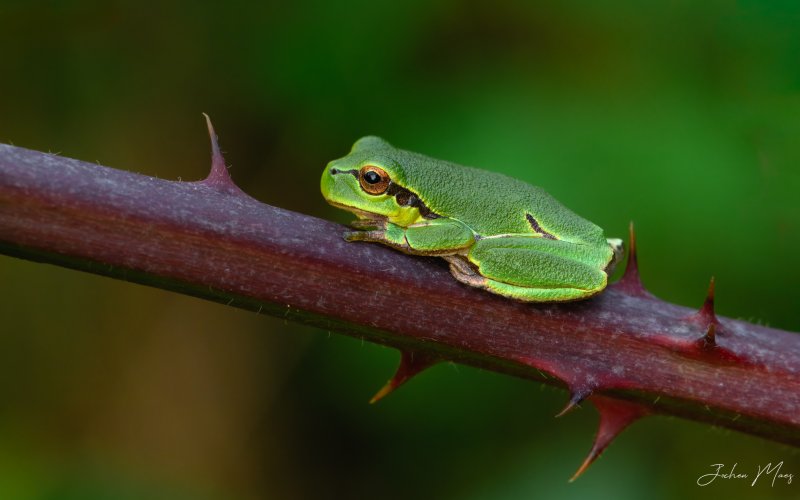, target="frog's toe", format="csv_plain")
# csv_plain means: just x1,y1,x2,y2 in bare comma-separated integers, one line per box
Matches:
343,229,379,242
350,219,387,230
444,255,487,289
